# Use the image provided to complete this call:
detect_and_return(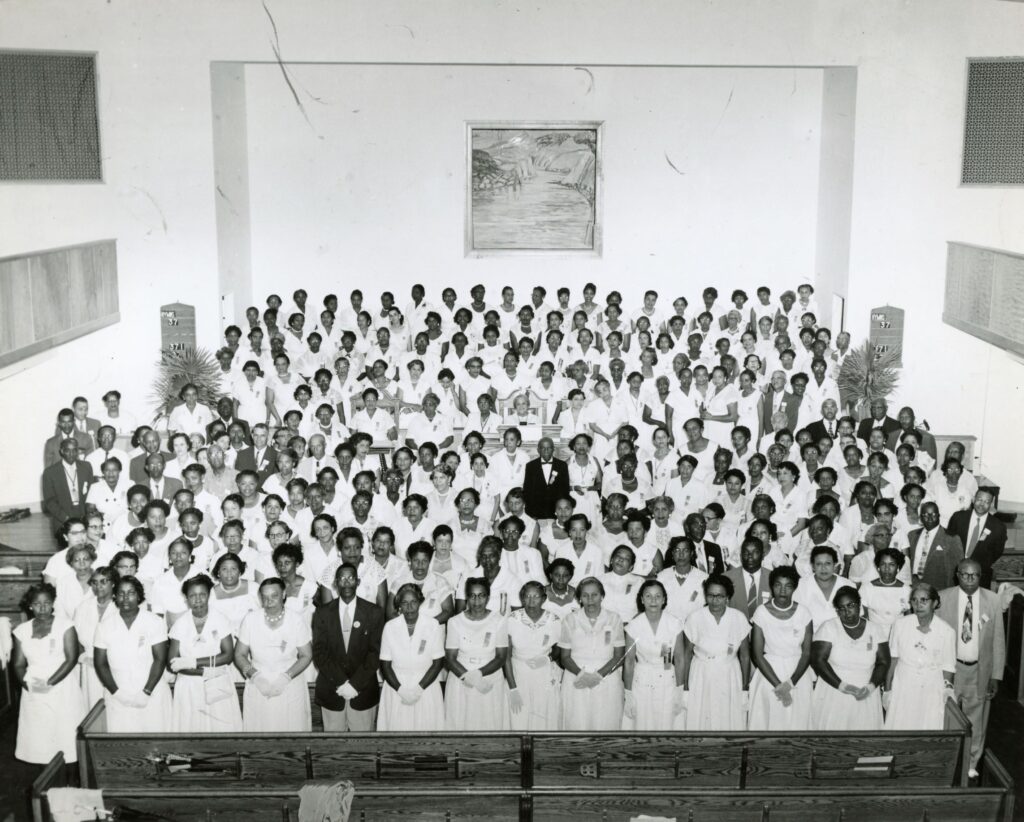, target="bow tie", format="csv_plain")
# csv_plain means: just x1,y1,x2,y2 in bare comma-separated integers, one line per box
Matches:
541,460,553,465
